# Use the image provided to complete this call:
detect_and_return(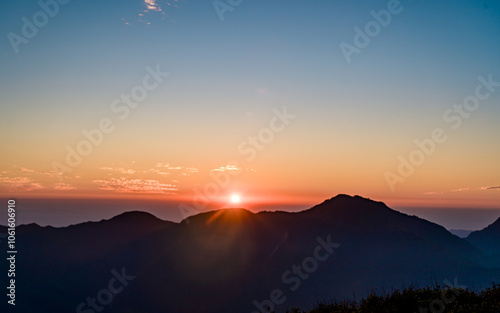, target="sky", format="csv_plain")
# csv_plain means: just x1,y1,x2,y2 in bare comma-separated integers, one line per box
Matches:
1,0,499,227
